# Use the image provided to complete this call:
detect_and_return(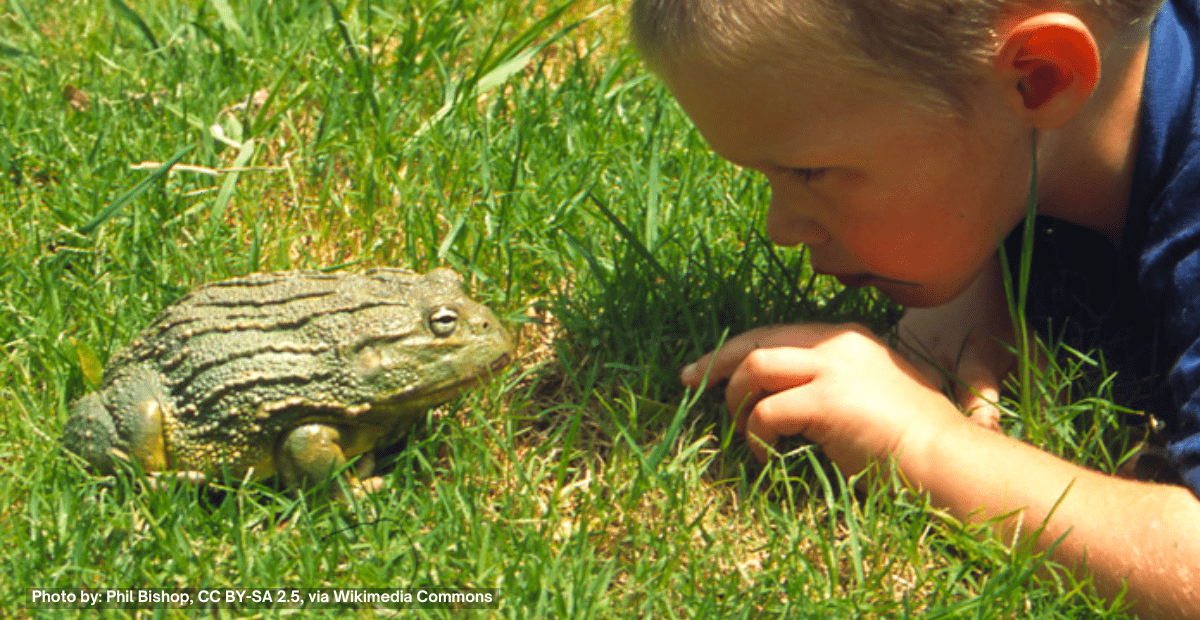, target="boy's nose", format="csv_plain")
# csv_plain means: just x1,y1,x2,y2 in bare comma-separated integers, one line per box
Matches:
765,206,830,247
